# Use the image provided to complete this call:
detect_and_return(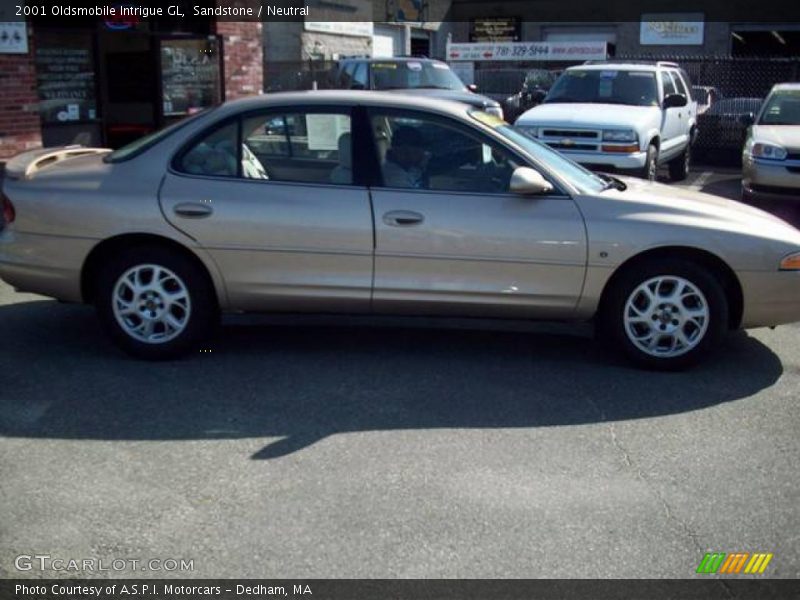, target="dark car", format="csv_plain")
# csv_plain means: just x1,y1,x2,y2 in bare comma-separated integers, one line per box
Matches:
503,69,559,123
694,97,763,160
330,57,504,119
